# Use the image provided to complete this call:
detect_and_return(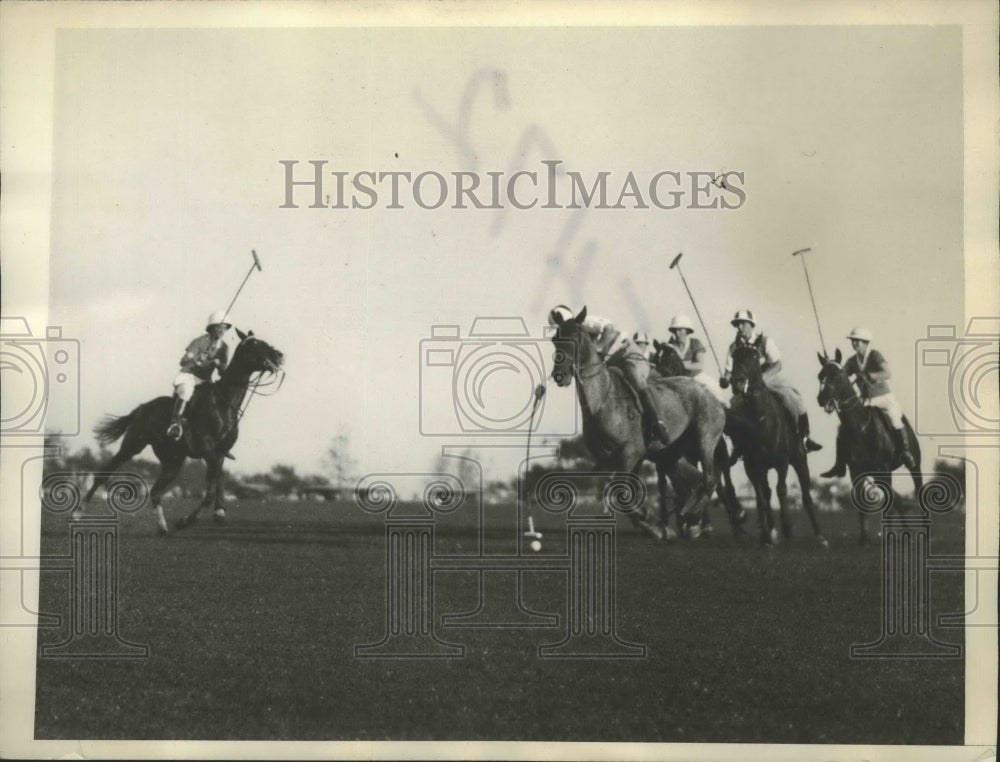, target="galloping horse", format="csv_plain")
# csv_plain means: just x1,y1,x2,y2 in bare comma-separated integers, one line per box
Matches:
651,338,745,537
77,329,284,534
817,349,922,544
550,307,734,538
728,344,827,547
